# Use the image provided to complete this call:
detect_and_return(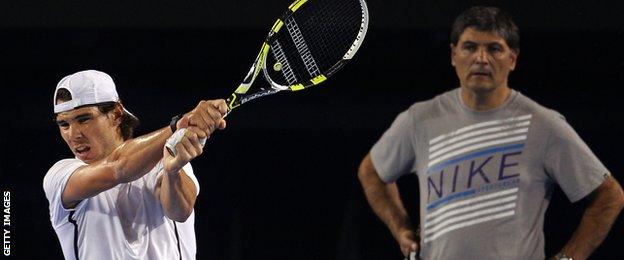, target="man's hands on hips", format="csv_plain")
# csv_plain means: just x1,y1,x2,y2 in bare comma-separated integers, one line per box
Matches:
164,99,228,174
397,228,419,258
